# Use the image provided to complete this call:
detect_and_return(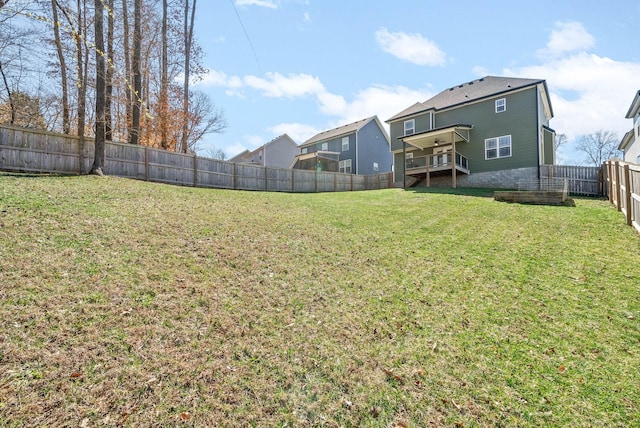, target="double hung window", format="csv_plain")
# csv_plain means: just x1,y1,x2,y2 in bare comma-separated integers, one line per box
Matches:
485,135,512,159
